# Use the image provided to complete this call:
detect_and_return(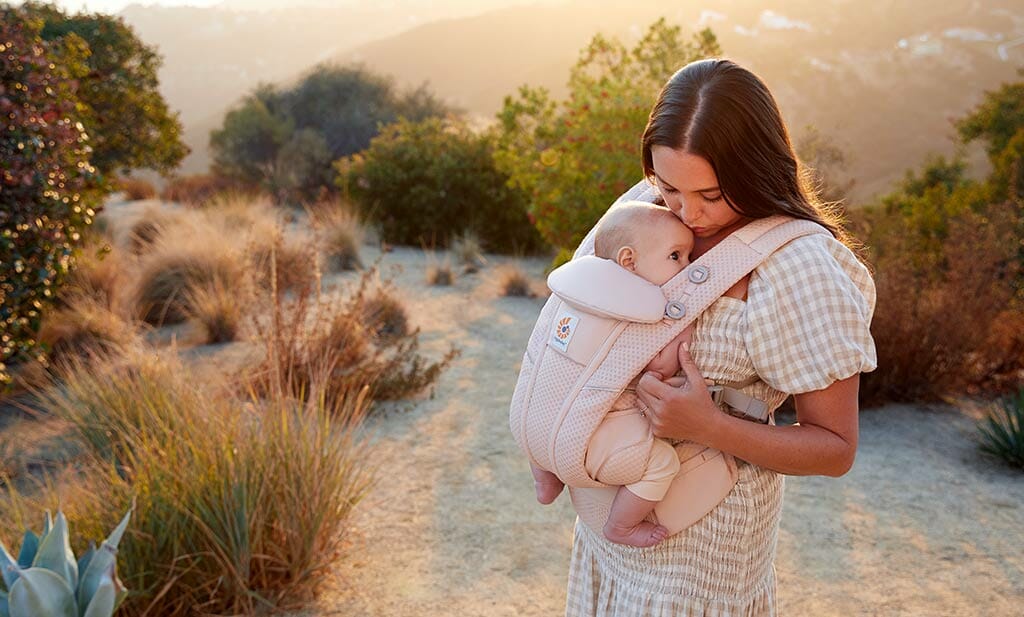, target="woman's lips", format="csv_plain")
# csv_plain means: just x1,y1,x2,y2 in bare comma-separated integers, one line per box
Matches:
690,226,708,234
